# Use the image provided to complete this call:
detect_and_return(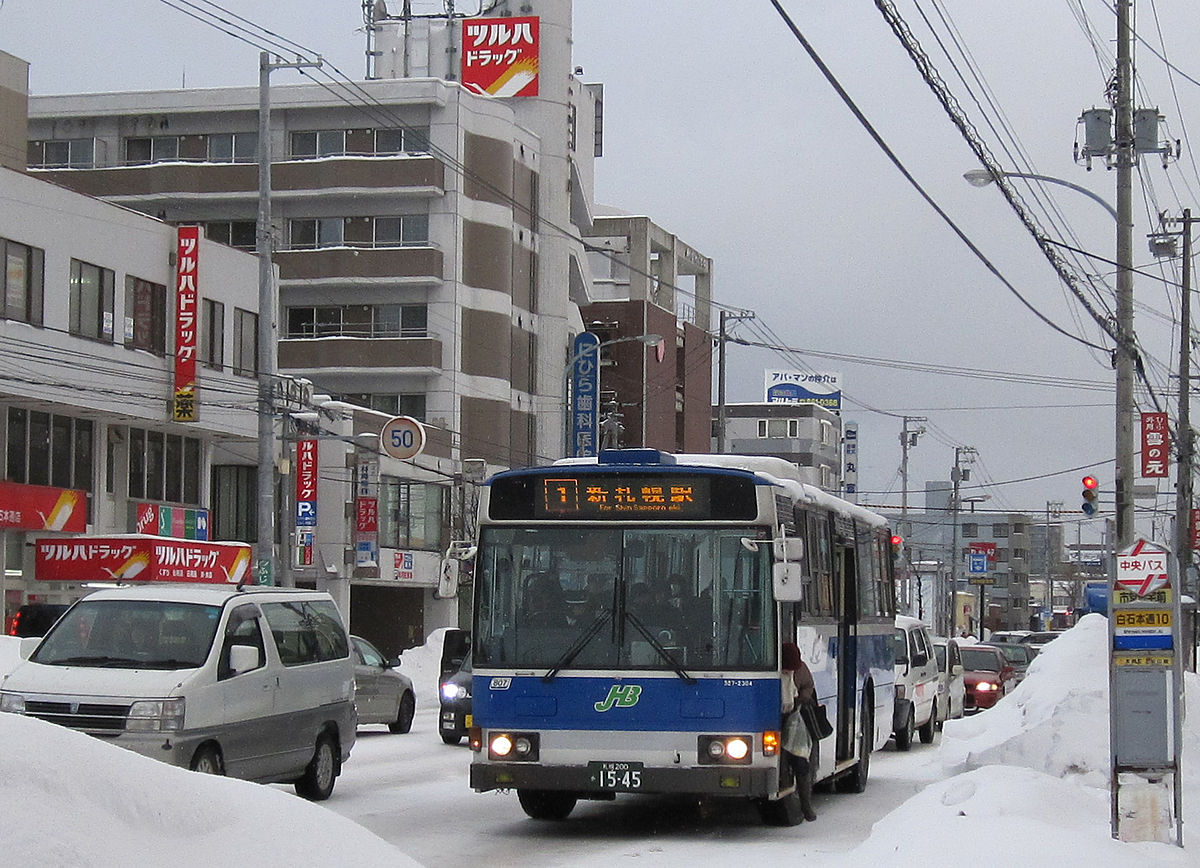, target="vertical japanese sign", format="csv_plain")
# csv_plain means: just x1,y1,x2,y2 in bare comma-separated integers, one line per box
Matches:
355,460,379,568
173,226,199,422
843,422,858,502
1191,508,1200,551
569,332,600,458
295,439,318,528
461,16,539,97
1140,411,1169,477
